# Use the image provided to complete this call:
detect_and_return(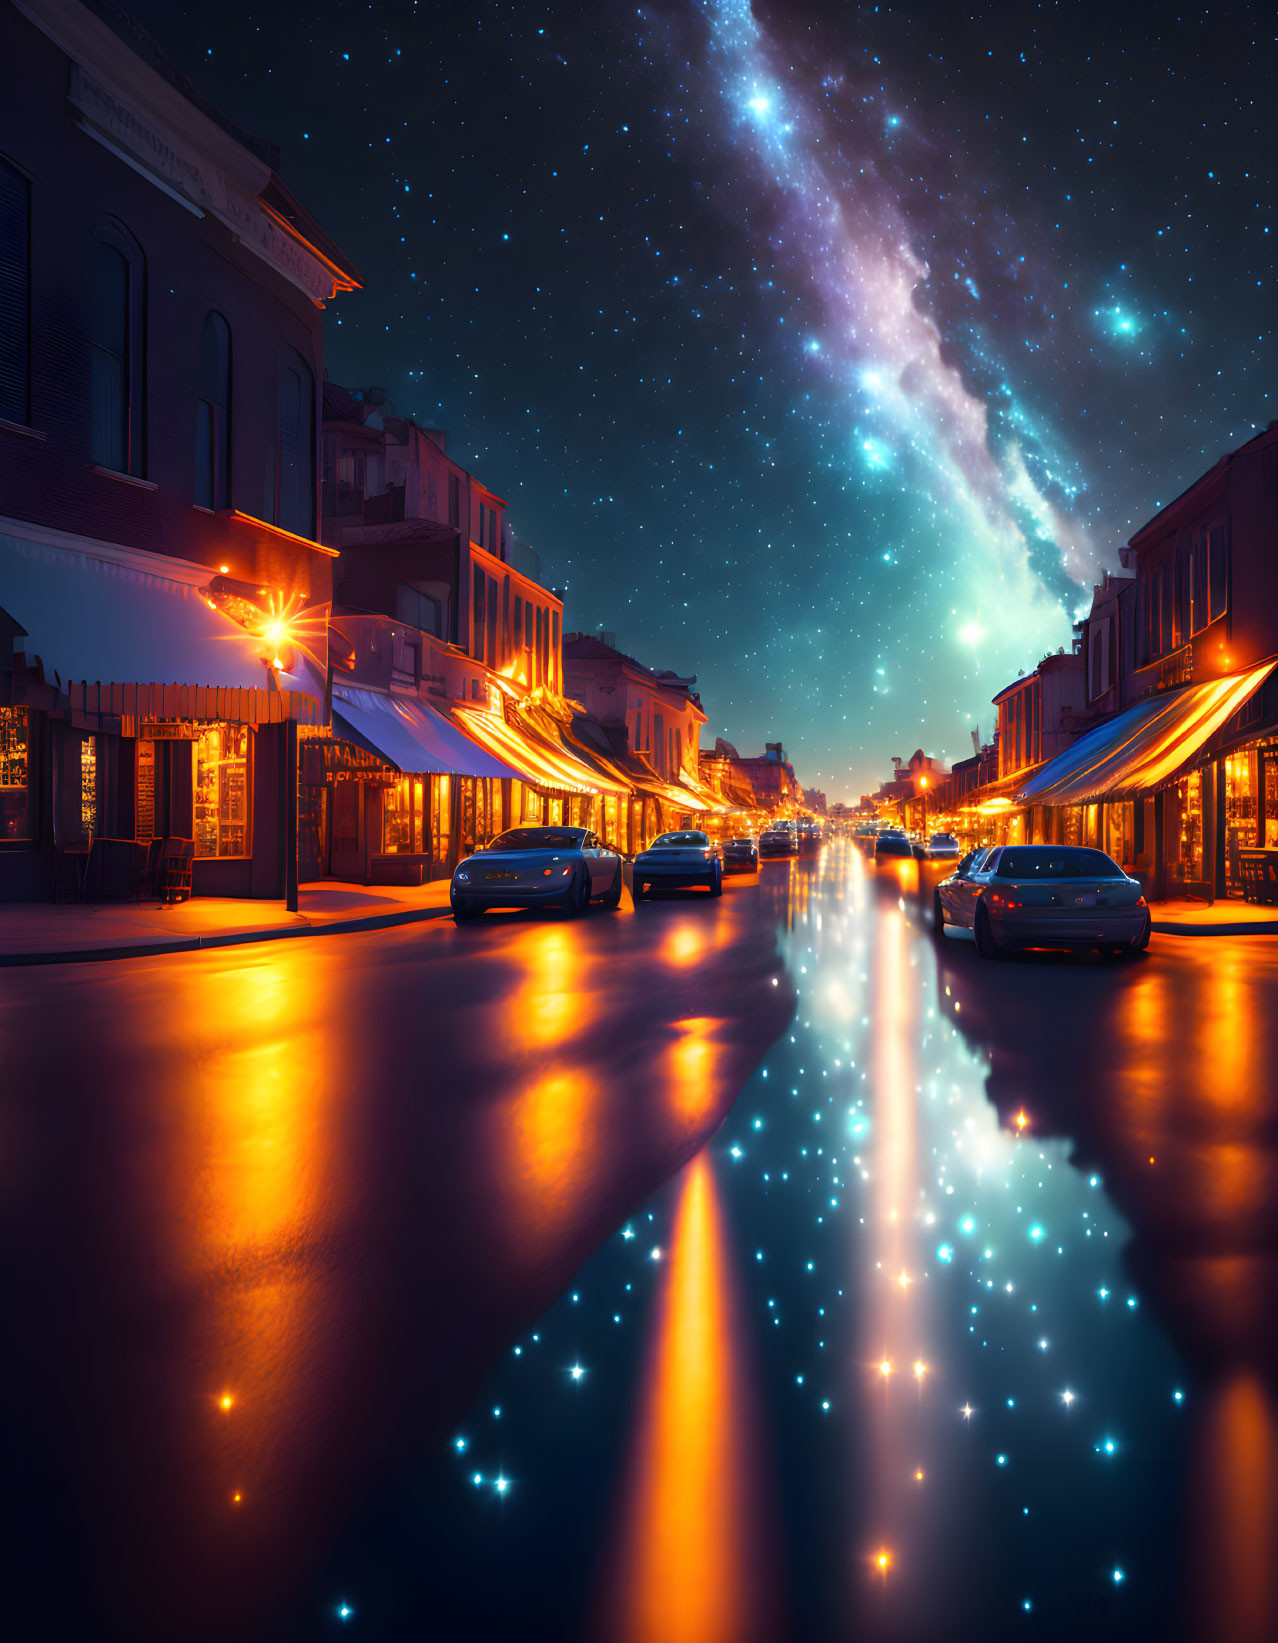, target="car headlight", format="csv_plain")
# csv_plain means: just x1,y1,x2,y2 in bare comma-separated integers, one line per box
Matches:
455,870,470,883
